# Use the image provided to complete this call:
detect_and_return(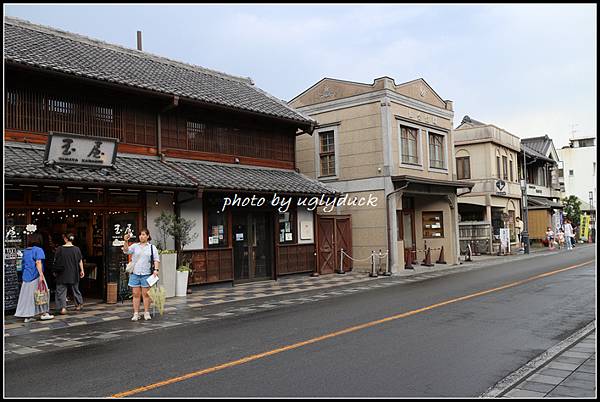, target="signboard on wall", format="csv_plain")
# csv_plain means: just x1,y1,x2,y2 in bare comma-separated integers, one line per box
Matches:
44,132,118,168
300,220,314,240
